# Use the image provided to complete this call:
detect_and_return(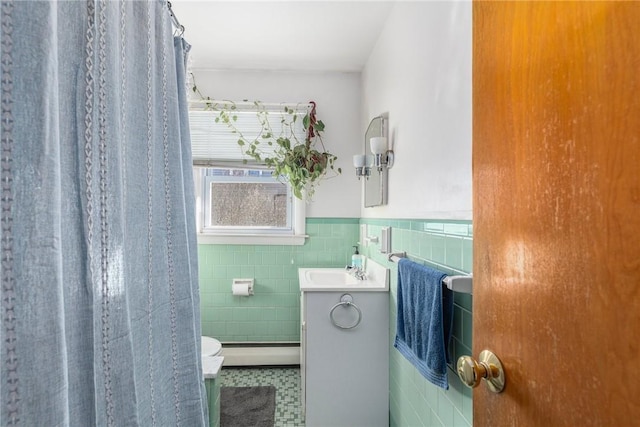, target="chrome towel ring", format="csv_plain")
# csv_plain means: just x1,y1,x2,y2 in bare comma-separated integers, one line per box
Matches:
329,294,362,330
